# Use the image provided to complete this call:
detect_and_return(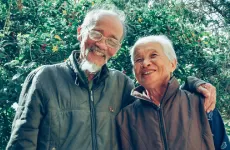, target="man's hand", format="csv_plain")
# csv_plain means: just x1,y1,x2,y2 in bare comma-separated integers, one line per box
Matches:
197,83,216,112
